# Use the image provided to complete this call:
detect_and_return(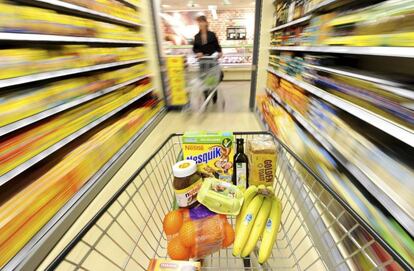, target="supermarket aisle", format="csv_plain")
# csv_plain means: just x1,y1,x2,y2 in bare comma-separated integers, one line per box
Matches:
38,110,262,269
206,81,252,112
